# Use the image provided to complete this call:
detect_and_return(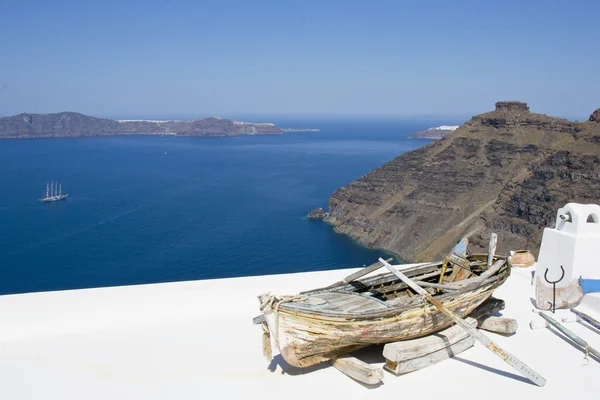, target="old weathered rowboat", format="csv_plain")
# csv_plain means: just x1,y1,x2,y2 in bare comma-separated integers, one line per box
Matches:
257,250,510,368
